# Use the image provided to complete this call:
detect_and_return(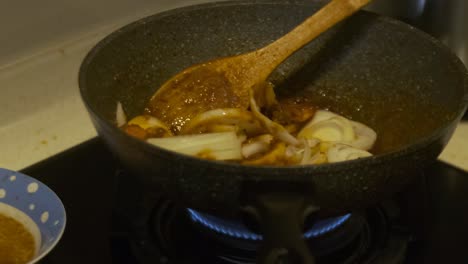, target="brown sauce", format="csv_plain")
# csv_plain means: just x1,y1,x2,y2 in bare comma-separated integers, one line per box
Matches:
0,213,35,264
146,65,247,133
